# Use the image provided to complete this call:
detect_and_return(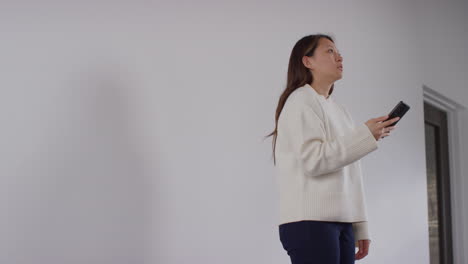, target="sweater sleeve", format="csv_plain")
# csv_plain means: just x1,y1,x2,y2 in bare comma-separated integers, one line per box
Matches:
340,104,357,127
298,105,378,177
352,221,371,247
